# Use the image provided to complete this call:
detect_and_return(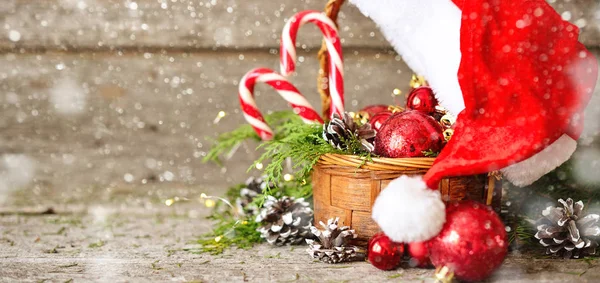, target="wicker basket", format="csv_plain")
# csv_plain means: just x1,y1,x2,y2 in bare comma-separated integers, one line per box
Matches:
311,0,502,243
312,154,501,243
